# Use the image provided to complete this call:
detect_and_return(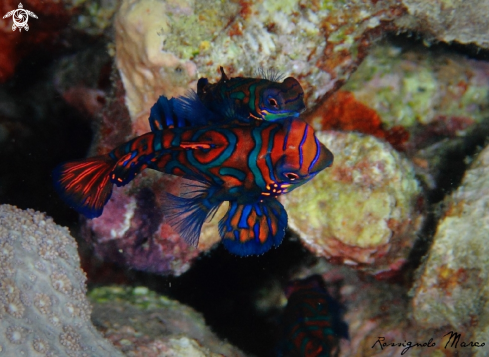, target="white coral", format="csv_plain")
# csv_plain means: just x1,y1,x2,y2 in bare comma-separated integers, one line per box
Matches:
0,205,123,356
